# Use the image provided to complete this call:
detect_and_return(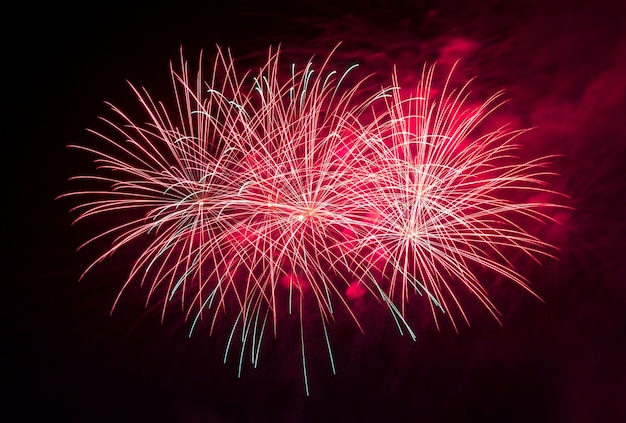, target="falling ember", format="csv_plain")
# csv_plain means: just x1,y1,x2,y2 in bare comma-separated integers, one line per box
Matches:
60,44,565,394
